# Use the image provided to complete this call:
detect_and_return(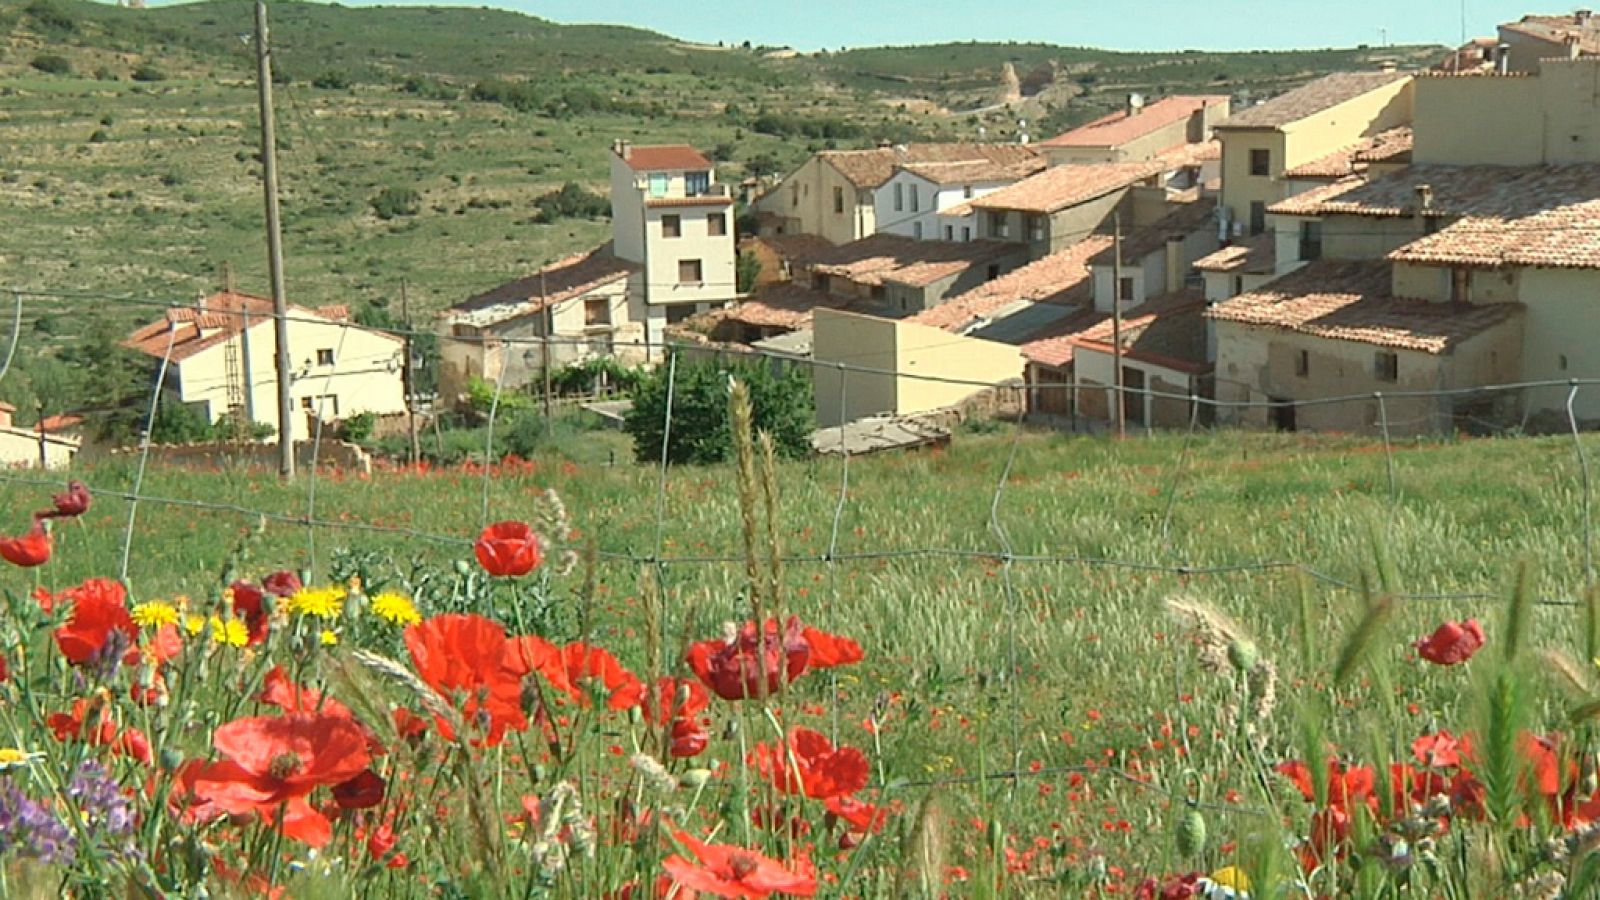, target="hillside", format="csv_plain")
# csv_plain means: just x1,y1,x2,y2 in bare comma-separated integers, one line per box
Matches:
0,0,1441,418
